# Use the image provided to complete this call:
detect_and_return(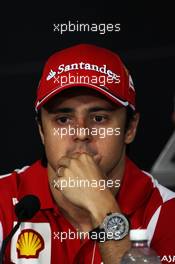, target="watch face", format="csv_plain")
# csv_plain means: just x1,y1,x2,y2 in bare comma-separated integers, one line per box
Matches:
103,213,129,240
